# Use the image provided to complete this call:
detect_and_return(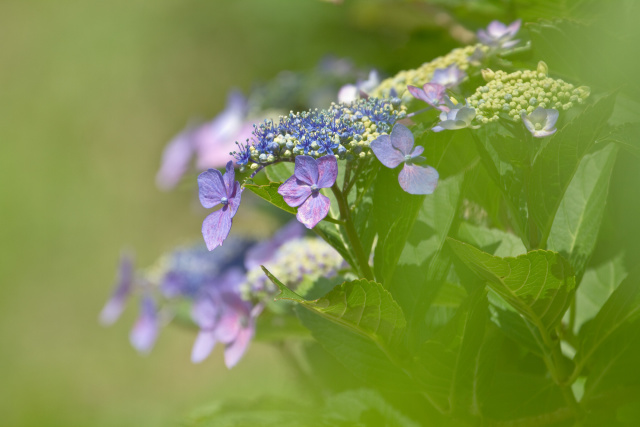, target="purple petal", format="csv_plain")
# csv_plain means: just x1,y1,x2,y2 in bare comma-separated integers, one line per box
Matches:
201,208,233,251
545,109,559,129
506,19,522,35
227,180,242,217
389,123,414,155
294,156,319,185
129,297,158,355
533,128,557,138
99,253,134,326
191,330,217,363
407,85,429,103
192,293,220,330
245,221,305,269
198,169,226,208
224,325,254,369
278,175,312,207
222,161,235,195
100,299,127,327
422,83,446,105
398,164,439,195
156,128,195,190
487,20,507,37
370,135,404,168
316,155,338,189
214,306,243,344
297,193,331,229
410,145,424,158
